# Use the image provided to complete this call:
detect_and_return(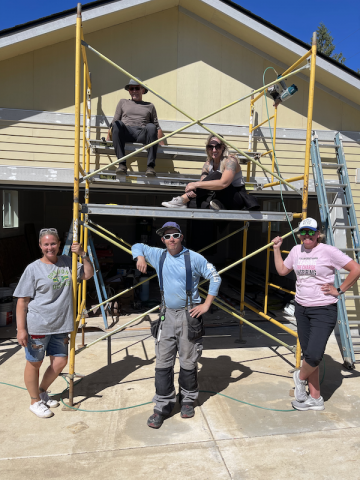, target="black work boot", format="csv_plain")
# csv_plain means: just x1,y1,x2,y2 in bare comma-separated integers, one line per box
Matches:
147,412,165,429
116,163,127,175
180,404,195,418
